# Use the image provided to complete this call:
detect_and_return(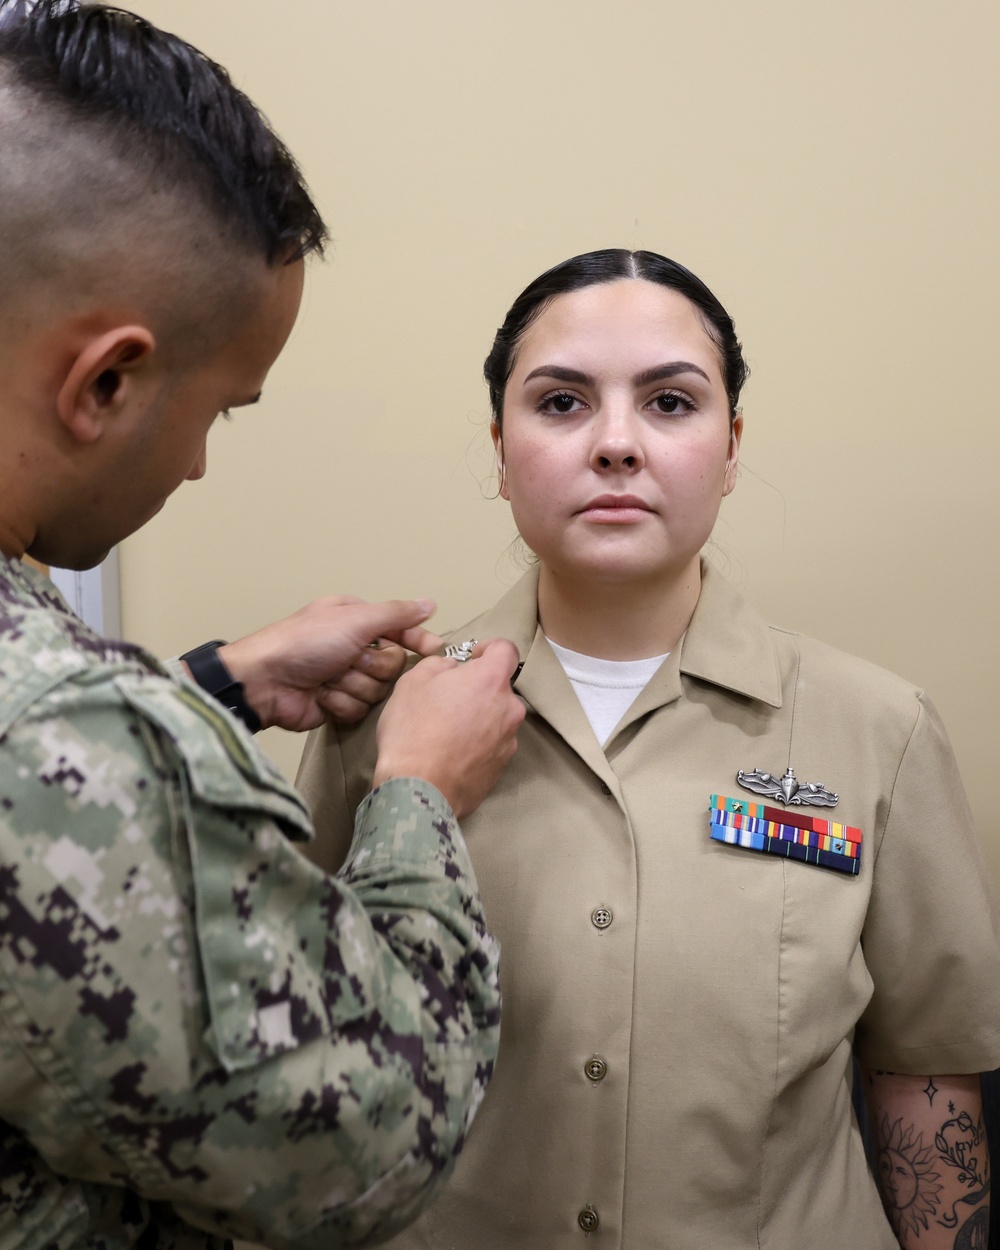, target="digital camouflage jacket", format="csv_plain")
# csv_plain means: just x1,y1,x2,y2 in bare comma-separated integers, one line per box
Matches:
0,556,500,1249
